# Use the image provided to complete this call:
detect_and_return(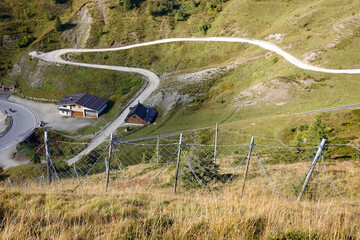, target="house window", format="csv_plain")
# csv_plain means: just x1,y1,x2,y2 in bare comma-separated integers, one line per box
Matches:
132,115,136,118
